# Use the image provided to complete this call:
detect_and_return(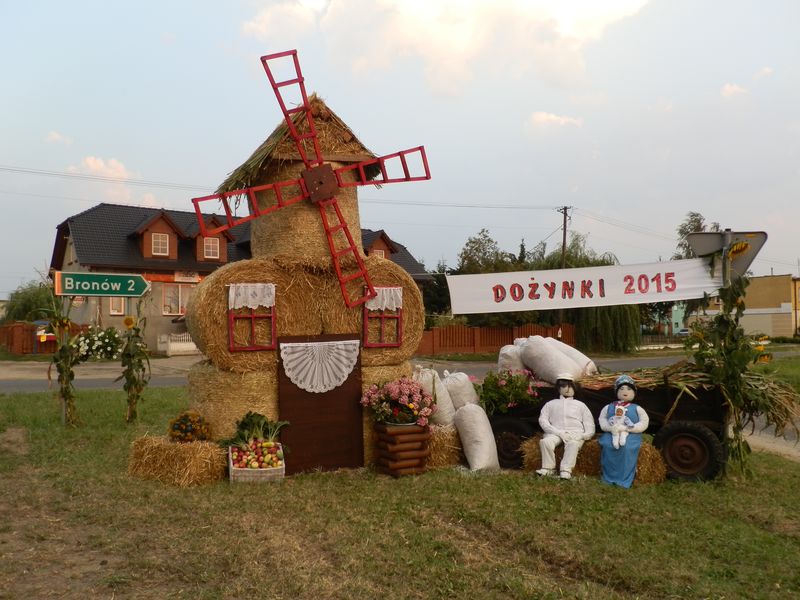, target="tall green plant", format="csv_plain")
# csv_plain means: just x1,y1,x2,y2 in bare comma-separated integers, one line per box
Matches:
116,300,151,423
688,276,766,475
41,284,80,426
